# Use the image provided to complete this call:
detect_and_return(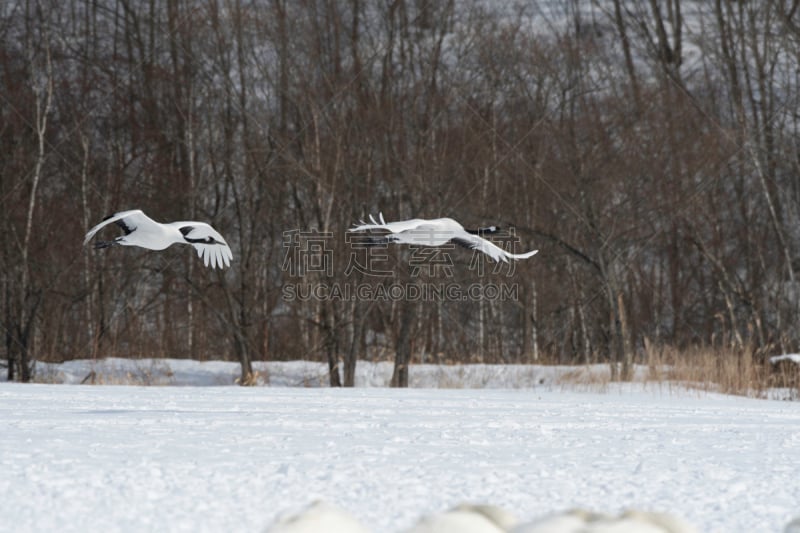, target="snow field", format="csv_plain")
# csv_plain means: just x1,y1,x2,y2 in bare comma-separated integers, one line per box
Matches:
1,381,799,532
